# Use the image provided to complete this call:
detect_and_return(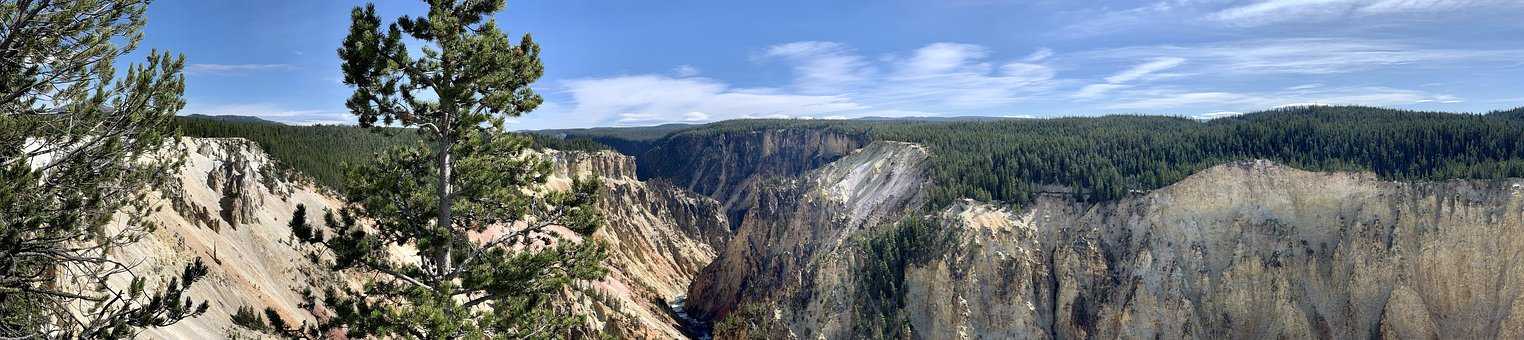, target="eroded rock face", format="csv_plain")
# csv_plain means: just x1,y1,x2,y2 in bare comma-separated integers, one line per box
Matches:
111,138,345,339
114,139,731,339
698,149,1524,339
544,149,731,338
637,129,868,228
685,141,931,337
